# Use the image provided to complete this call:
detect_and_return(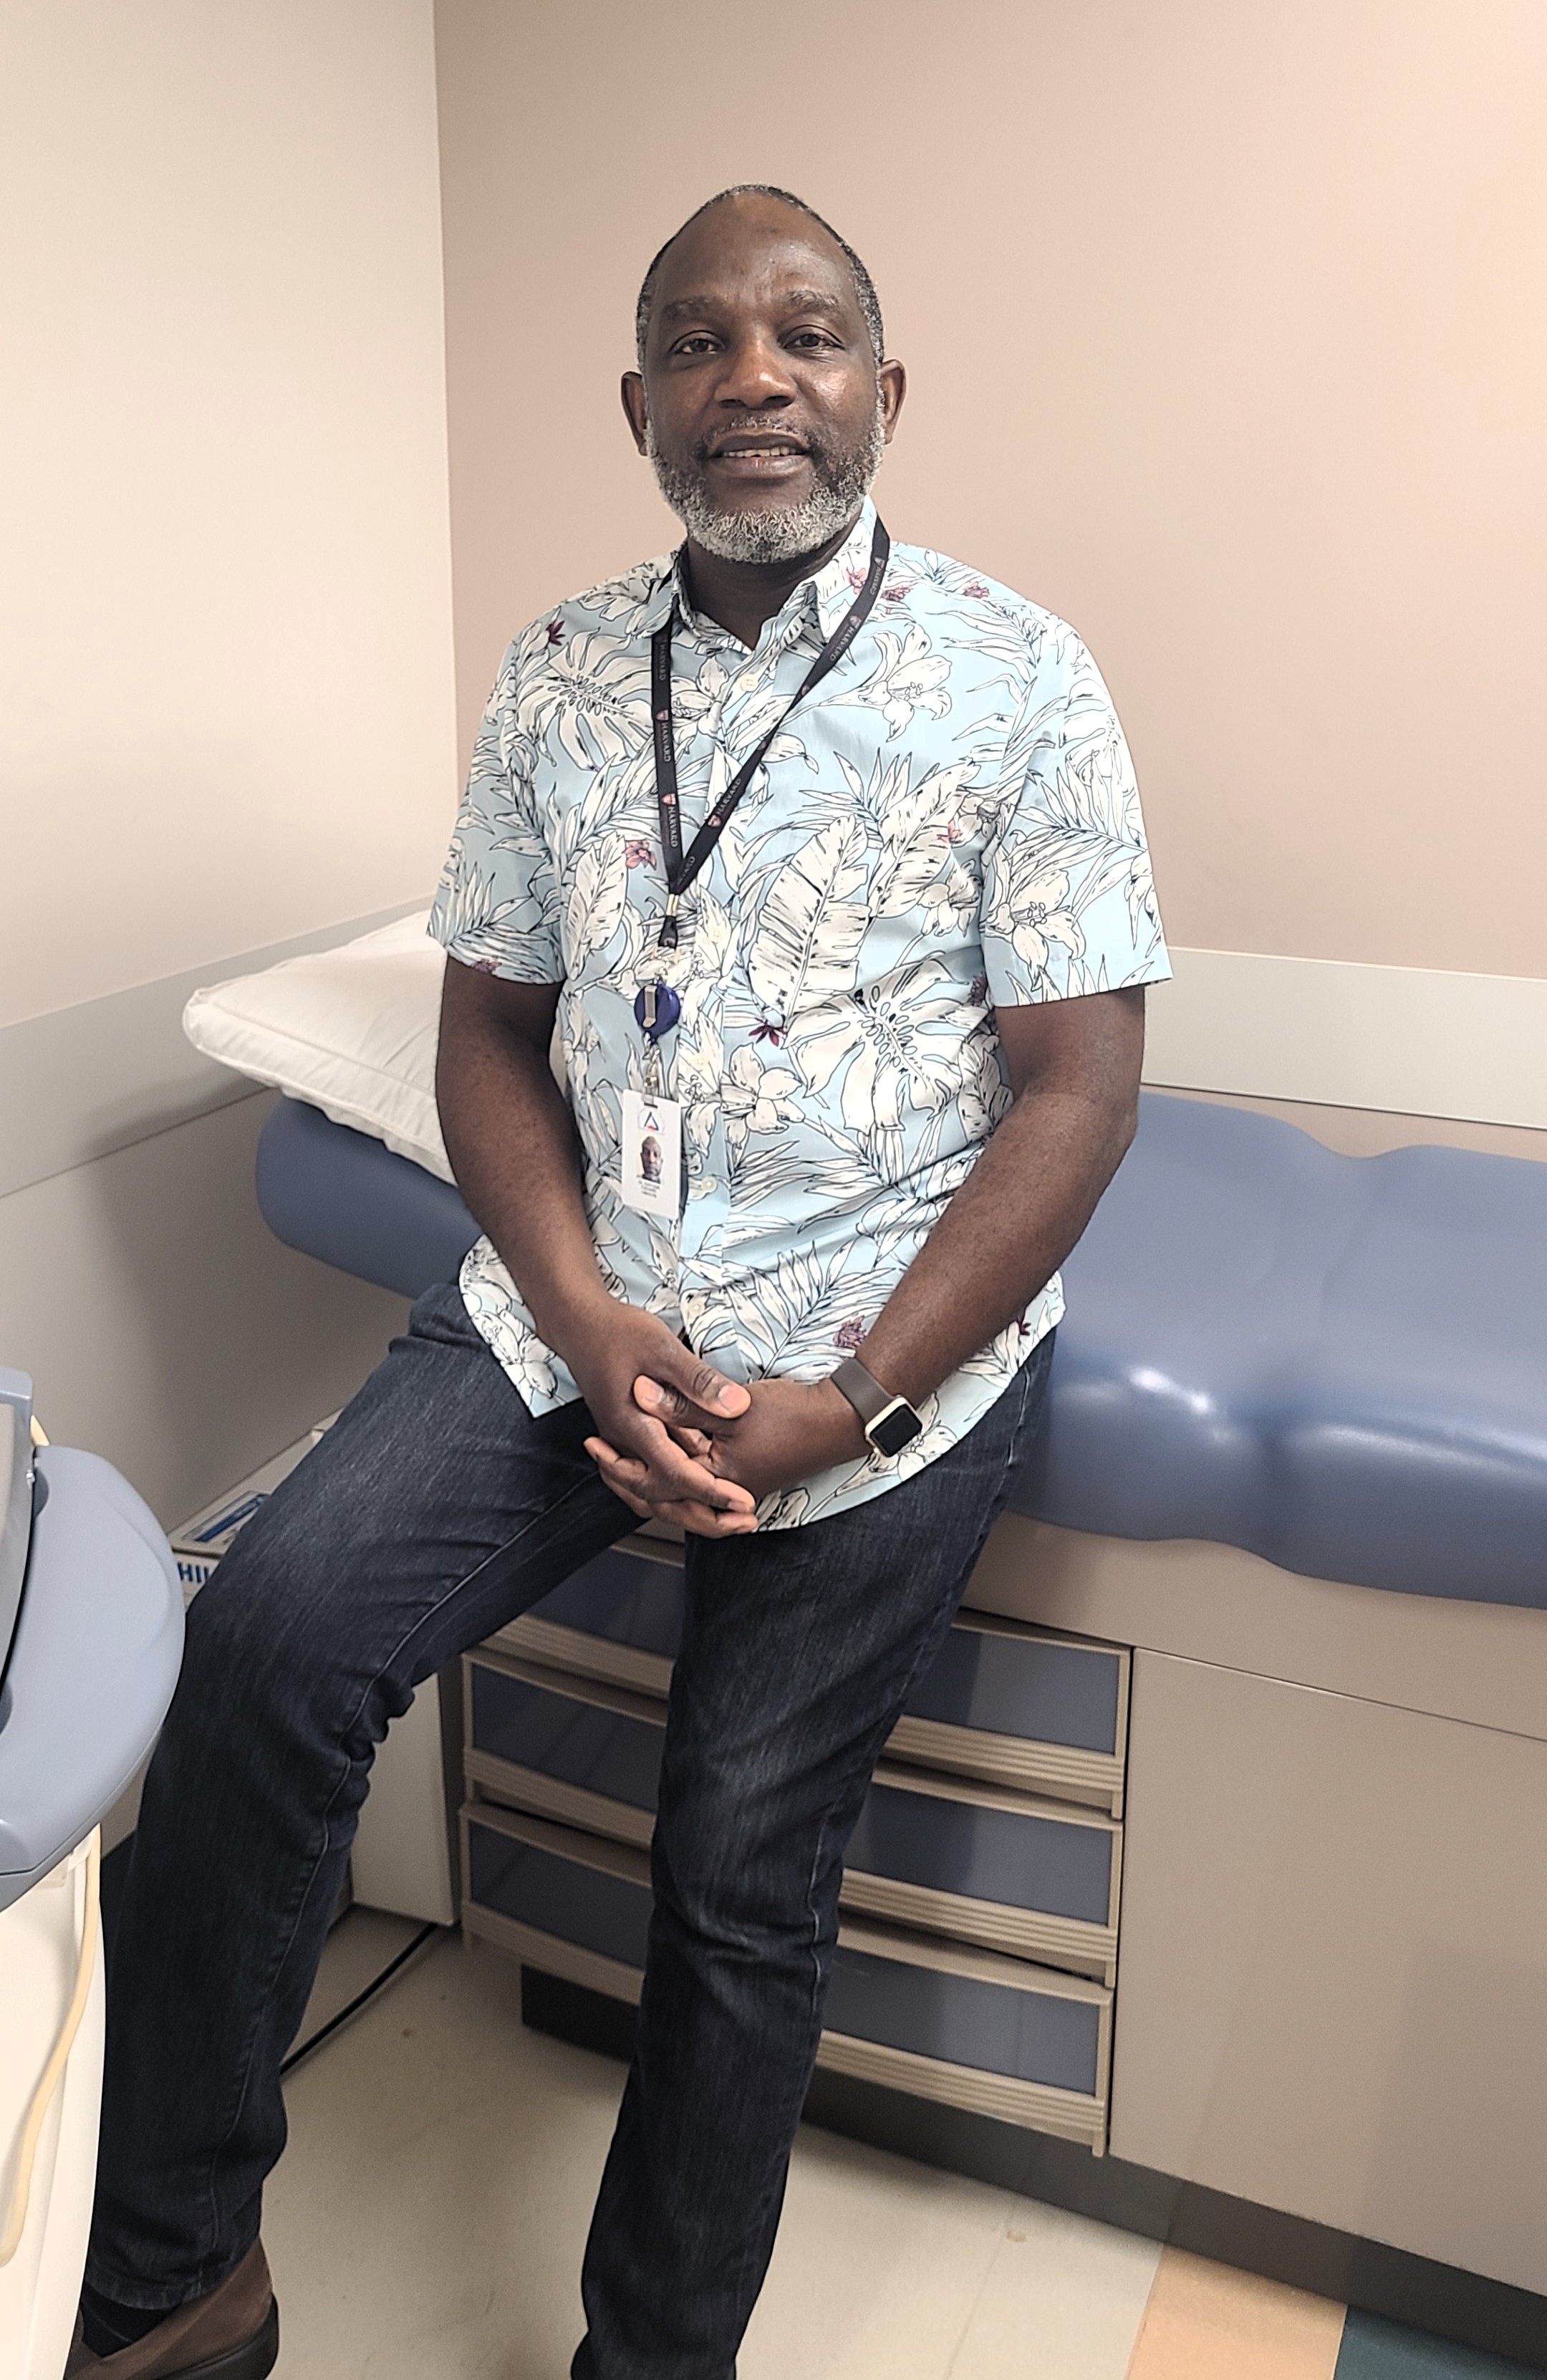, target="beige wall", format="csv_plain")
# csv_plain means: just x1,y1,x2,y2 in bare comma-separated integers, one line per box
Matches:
435,0,1547,979
1,1,457,1028
0,4,446,1512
